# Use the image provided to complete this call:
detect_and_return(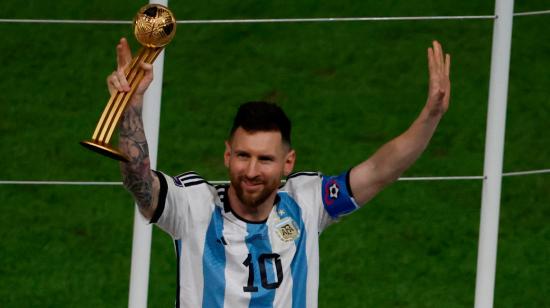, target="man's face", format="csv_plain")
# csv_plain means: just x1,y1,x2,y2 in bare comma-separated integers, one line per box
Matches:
224,127,295,208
